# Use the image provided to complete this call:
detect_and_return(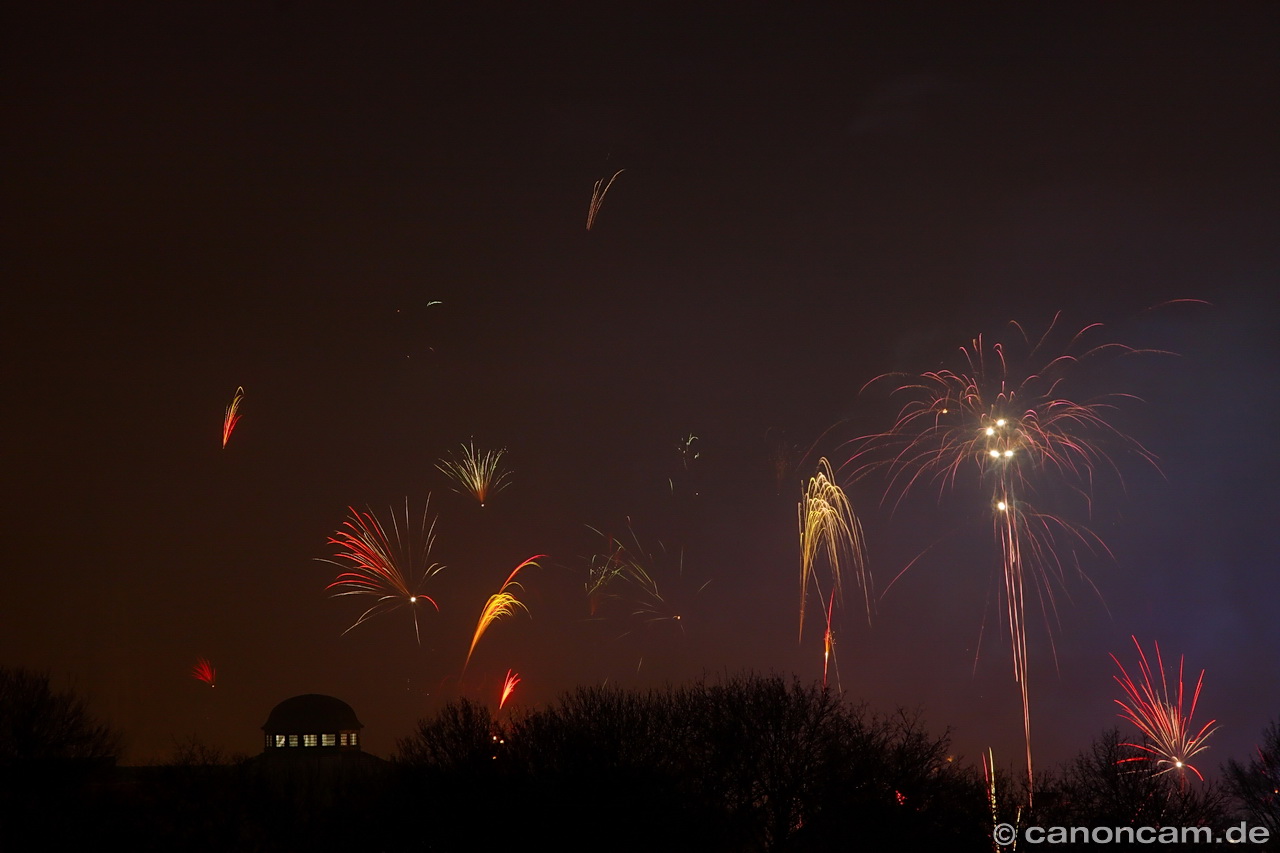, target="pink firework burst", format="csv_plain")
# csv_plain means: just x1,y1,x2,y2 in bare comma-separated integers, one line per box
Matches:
1112,636,1218,781
321,499,444,644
